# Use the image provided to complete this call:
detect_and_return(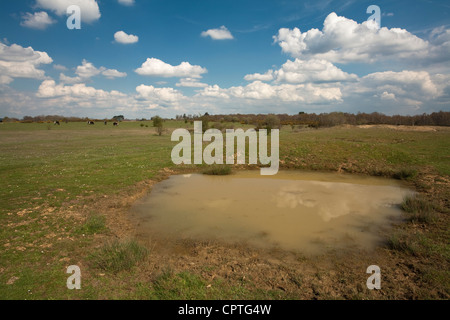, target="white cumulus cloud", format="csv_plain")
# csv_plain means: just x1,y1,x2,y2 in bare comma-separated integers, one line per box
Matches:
60,59,127,83
101,69,127,79
20,11,56,30
274,59,357,83
135,58,207,78
341,70,443,114
201,26,234,40
37,79,126,99
118,0,135,6
114,31,139,44
59,73,82,84
0,42,52,84
136,84,185,102
273,12,429,63
36,0,101,23
244,70,275,82
197,81,342,104
75,59,102,78
379,91,396,100
361,70,439,97
53,64,67,71
176,78,208,88
245,59,357,84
